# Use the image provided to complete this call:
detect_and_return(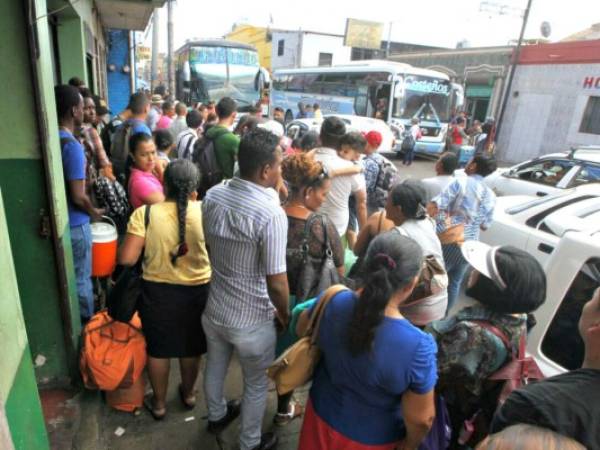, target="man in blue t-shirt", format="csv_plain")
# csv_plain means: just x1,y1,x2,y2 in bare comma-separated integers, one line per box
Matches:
55,85,104,322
